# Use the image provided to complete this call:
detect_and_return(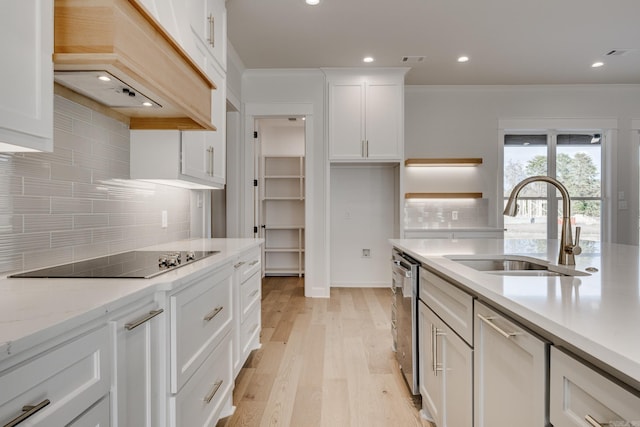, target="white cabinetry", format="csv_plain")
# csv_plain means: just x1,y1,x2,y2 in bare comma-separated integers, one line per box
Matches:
68,397,110,427
261,156,305,276
550,347,640,427
167,262,234,427
418,268,473,427
0,0,53,152
0,326,111,426
110,299,164,427
474,301,549,427
131,129,225,189
187,0,227,72
325,69,406,161
232,246,262,376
